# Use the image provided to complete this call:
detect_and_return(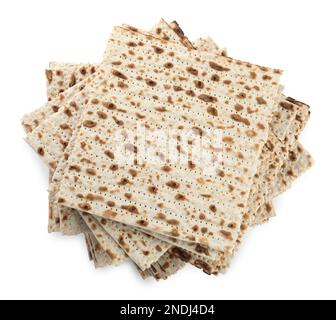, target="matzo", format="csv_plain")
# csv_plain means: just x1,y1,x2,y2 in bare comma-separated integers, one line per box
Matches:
46,35,308,274
22,19,314,279
44,24,284,270
55,25,282,253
